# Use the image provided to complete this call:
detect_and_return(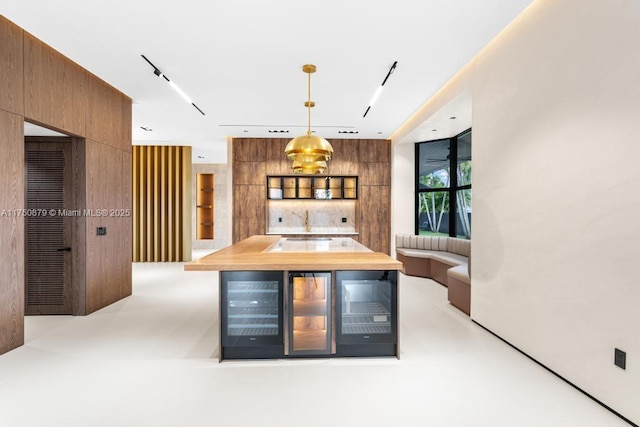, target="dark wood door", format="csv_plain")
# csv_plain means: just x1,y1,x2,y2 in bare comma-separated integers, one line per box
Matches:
25,141,73,315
